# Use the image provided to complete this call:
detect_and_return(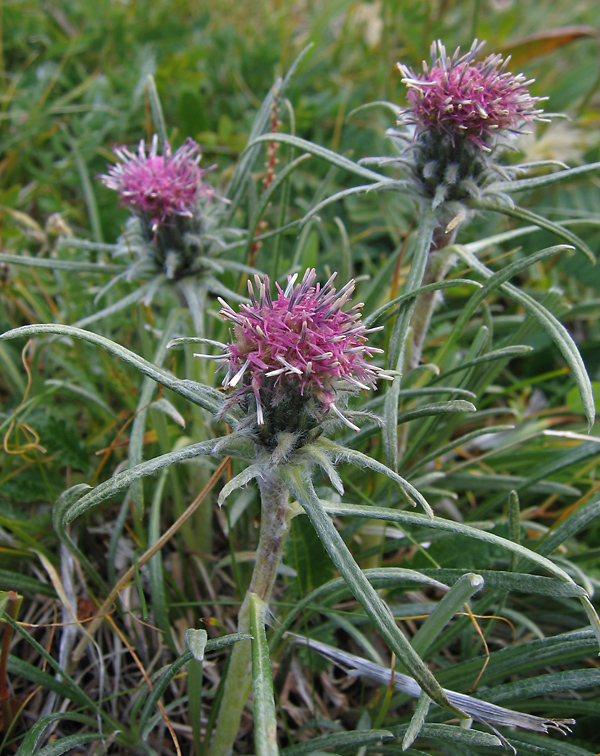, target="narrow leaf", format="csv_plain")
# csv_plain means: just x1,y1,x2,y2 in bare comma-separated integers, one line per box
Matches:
244,133,387,184
411,573,484,657
384,210,436,470
396,400,476,426
146,75,167,149
0,252,125,274
280,469,465,718
319,501,576,585
488,160,600,194
280,730,393,756
476,201,595,263
249,593,279,756
0,323,227,416
270,568,451,649
317,438,433,518
453,245,595,429
437,244,570,365
364,278,482,327
62,438,217,523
